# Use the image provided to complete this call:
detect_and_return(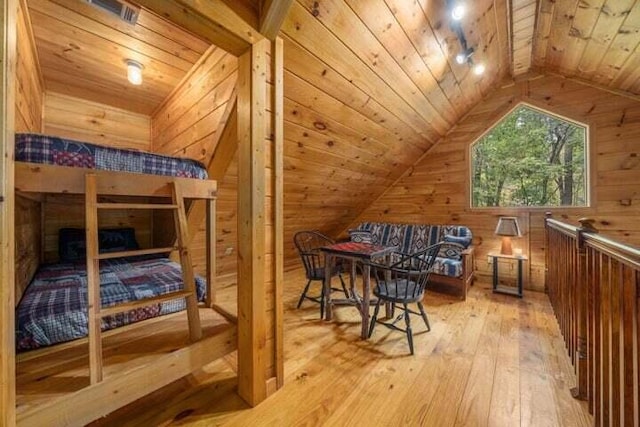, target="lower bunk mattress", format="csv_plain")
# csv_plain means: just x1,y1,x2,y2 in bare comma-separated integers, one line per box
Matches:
16,256,206,352
15,133,208,179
